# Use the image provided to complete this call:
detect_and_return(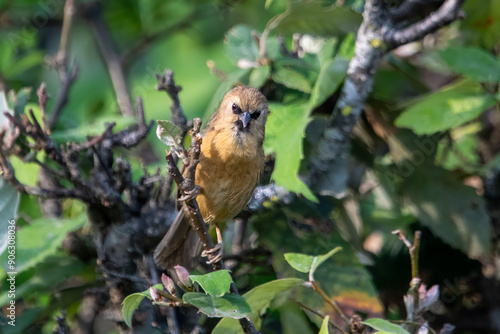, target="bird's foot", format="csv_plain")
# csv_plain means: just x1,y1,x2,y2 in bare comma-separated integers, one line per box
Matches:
178,185,201,201
202,242,224,265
